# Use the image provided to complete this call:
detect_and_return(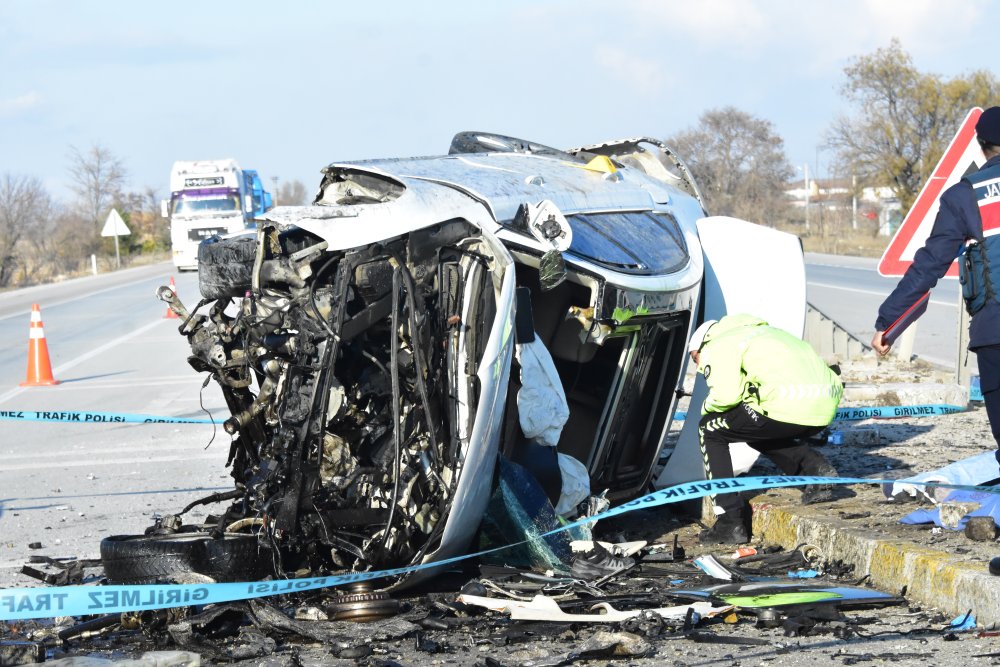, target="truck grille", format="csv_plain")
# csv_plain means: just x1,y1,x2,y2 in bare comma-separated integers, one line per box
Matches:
188,228,227,242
